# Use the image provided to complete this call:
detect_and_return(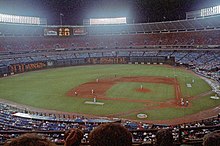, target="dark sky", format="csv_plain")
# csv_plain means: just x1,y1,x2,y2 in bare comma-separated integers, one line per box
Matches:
0,0,220,25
